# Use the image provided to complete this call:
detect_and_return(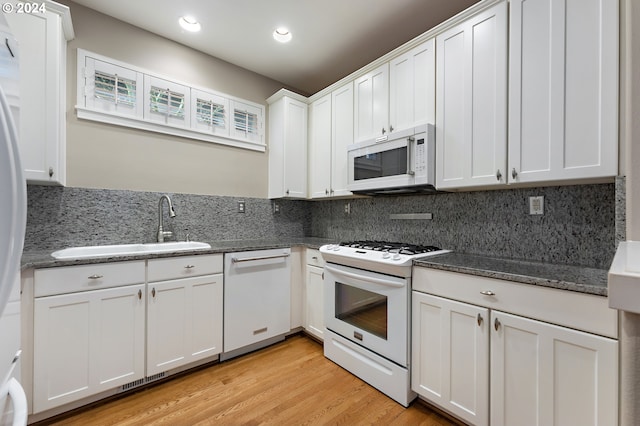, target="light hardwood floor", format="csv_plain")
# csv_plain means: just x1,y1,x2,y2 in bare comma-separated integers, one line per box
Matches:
41,334,458,426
